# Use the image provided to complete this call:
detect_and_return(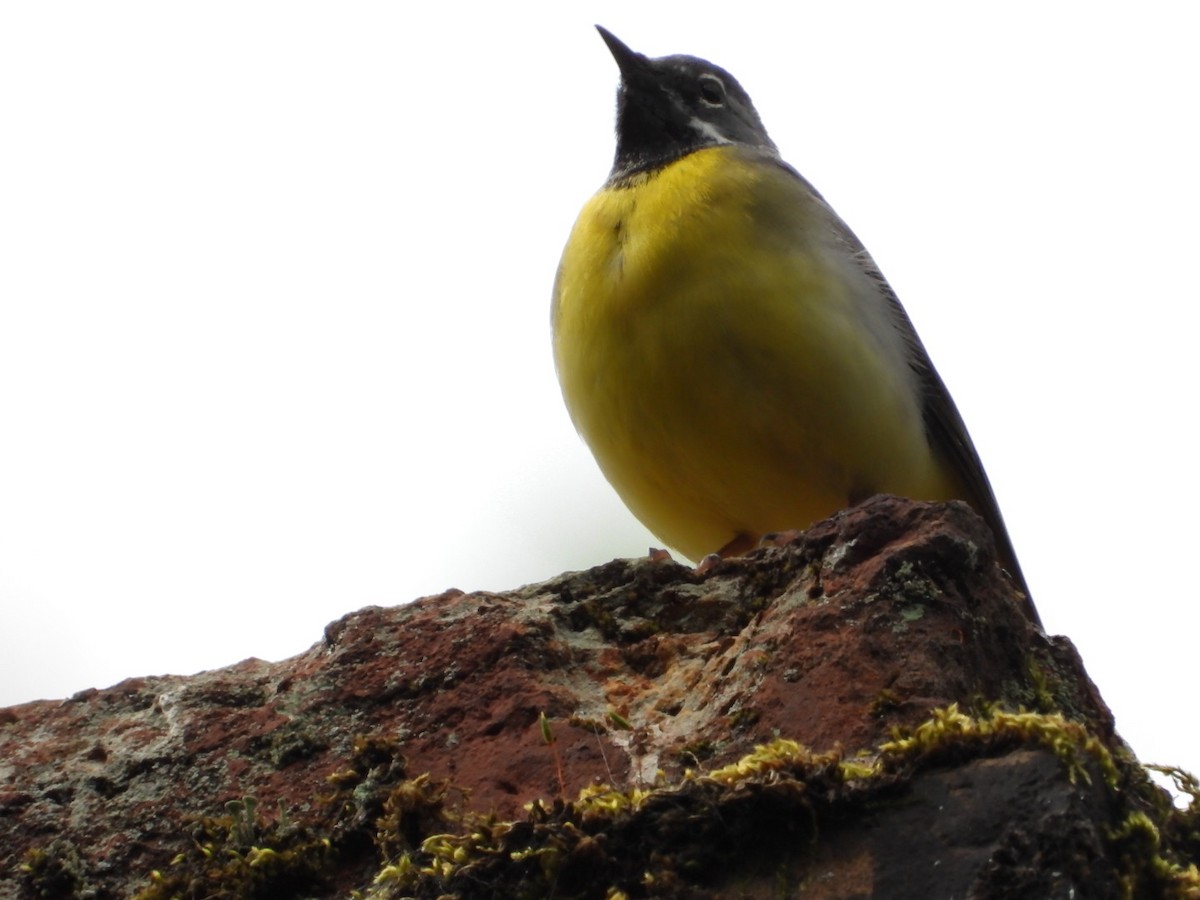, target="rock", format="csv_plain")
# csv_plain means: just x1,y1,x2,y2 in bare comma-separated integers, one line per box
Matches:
2,495,1195,899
